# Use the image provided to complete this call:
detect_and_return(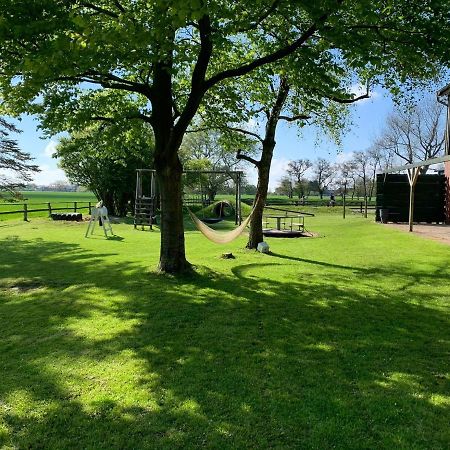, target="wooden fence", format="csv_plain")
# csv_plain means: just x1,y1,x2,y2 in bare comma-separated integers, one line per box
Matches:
0,201,93,221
